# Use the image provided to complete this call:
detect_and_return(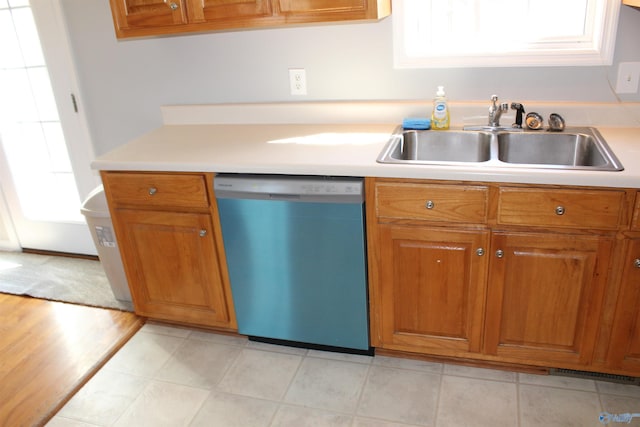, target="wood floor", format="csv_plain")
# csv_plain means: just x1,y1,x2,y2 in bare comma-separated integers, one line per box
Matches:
0,293,143,427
